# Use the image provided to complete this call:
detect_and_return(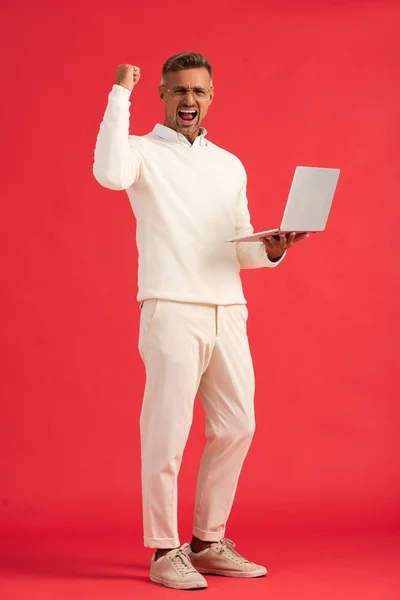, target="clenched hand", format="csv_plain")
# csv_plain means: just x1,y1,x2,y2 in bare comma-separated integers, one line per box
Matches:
116,64,141,91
